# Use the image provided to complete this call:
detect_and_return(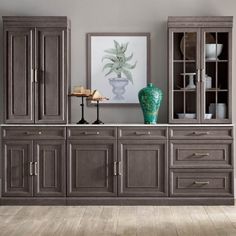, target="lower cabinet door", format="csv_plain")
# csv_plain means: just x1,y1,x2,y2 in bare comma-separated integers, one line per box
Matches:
67,140,117,196
2,140,33,197
34,140,66,196
118,140,168,196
